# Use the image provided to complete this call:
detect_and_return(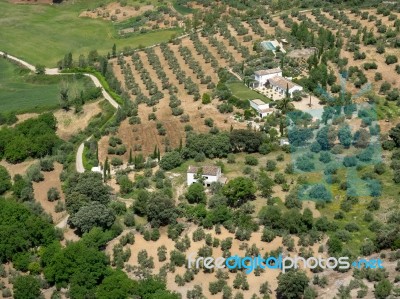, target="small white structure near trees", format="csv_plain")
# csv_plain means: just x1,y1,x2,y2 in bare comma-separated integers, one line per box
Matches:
280,138,290,146
91,166,103,175
187,165,225,187
249,99,275,118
